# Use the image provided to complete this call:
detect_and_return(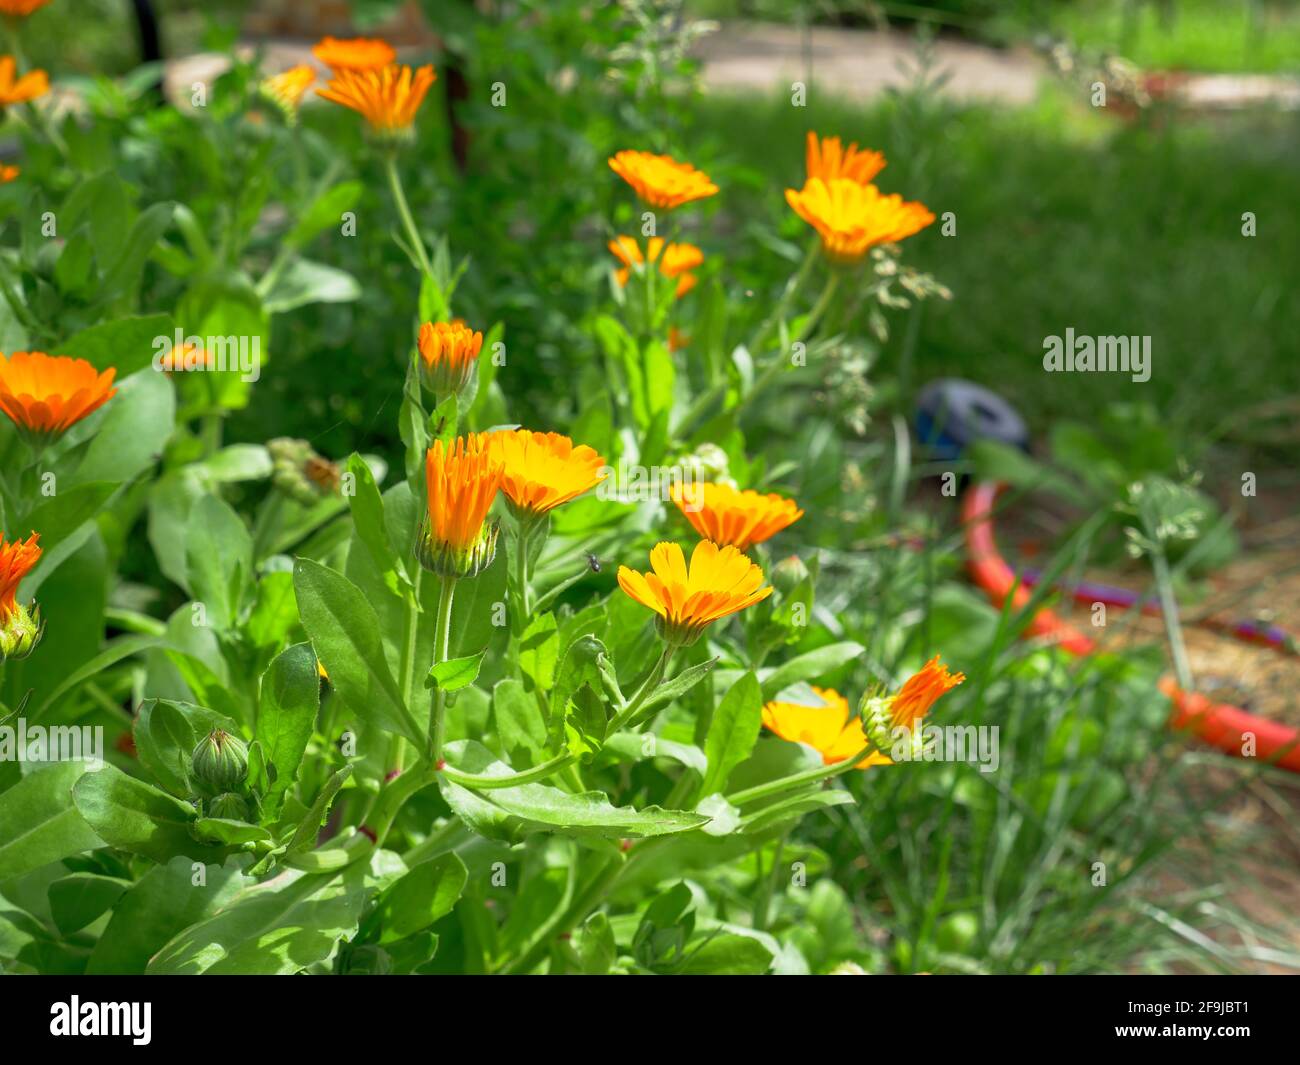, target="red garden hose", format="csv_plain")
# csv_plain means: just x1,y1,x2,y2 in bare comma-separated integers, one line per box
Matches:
961,481,1300,773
